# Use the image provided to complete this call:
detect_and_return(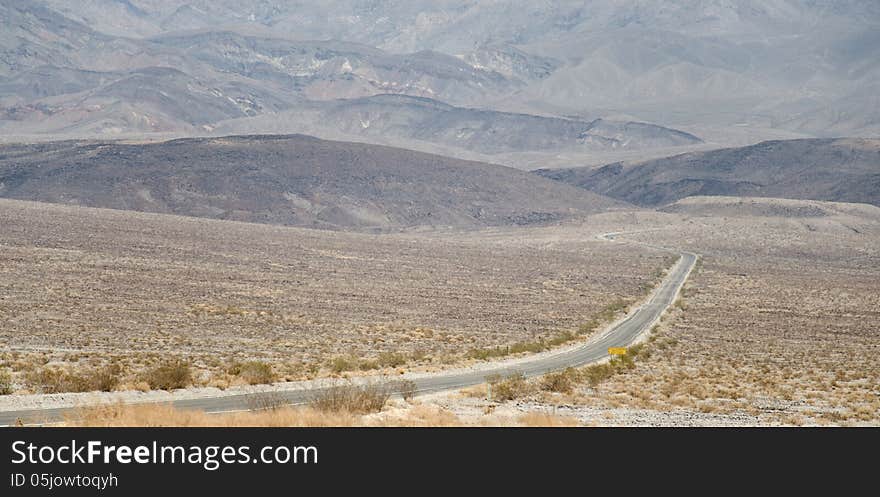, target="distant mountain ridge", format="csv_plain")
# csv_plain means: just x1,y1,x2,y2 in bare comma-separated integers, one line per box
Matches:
0,2,705,161
534,138,880,207
0,134,625,230
216,94,702,155
24,0,880,140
